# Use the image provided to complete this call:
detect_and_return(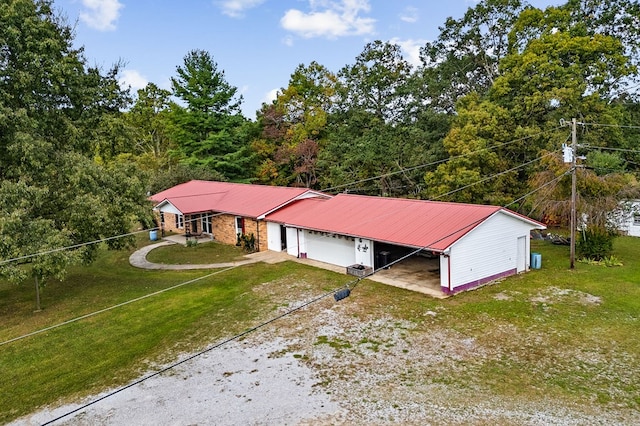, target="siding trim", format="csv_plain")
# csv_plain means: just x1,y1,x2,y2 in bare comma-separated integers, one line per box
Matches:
441,268,517,295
